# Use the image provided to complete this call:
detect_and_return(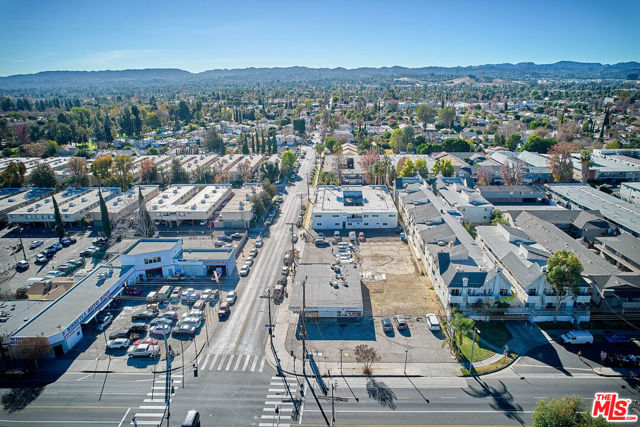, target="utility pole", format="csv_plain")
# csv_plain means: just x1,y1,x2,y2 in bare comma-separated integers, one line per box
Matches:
320,376,348,427
260,288,274,345
18,228,26,261
301,275,307,378
469,327,480,374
